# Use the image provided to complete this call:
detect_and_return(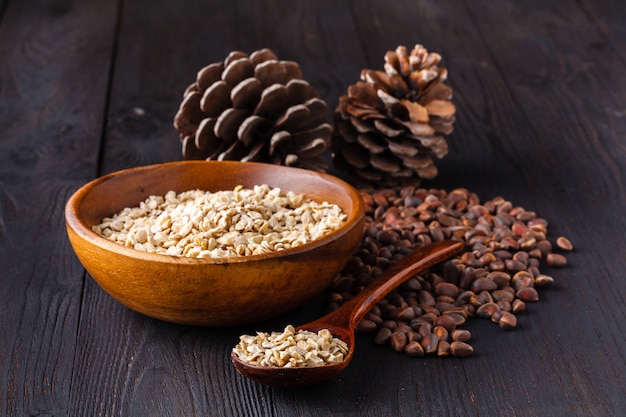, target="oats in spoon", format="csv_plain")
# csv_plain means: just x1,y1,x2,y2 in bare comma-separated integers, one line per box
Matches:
233,325,349,368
